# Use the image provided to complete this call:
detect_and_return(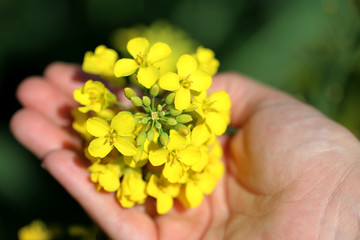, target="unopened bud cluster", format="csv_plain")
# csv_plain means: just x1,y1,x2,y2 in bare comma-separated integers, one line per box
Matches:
72,37,231,214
